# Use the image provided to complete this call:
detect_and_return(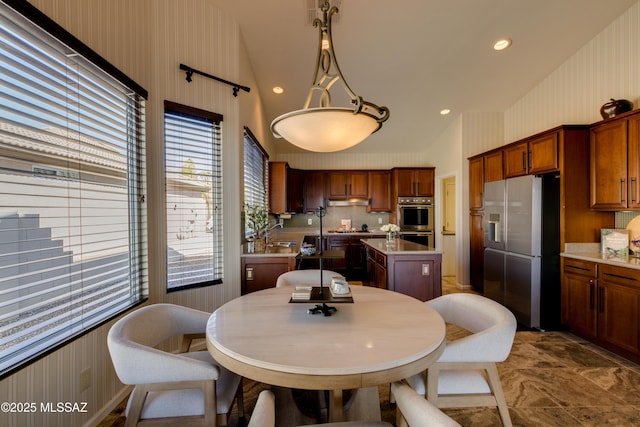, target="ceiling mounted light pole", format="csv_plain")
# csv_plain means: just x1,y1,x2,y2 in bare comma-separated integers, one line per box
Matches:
270,1,389,152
